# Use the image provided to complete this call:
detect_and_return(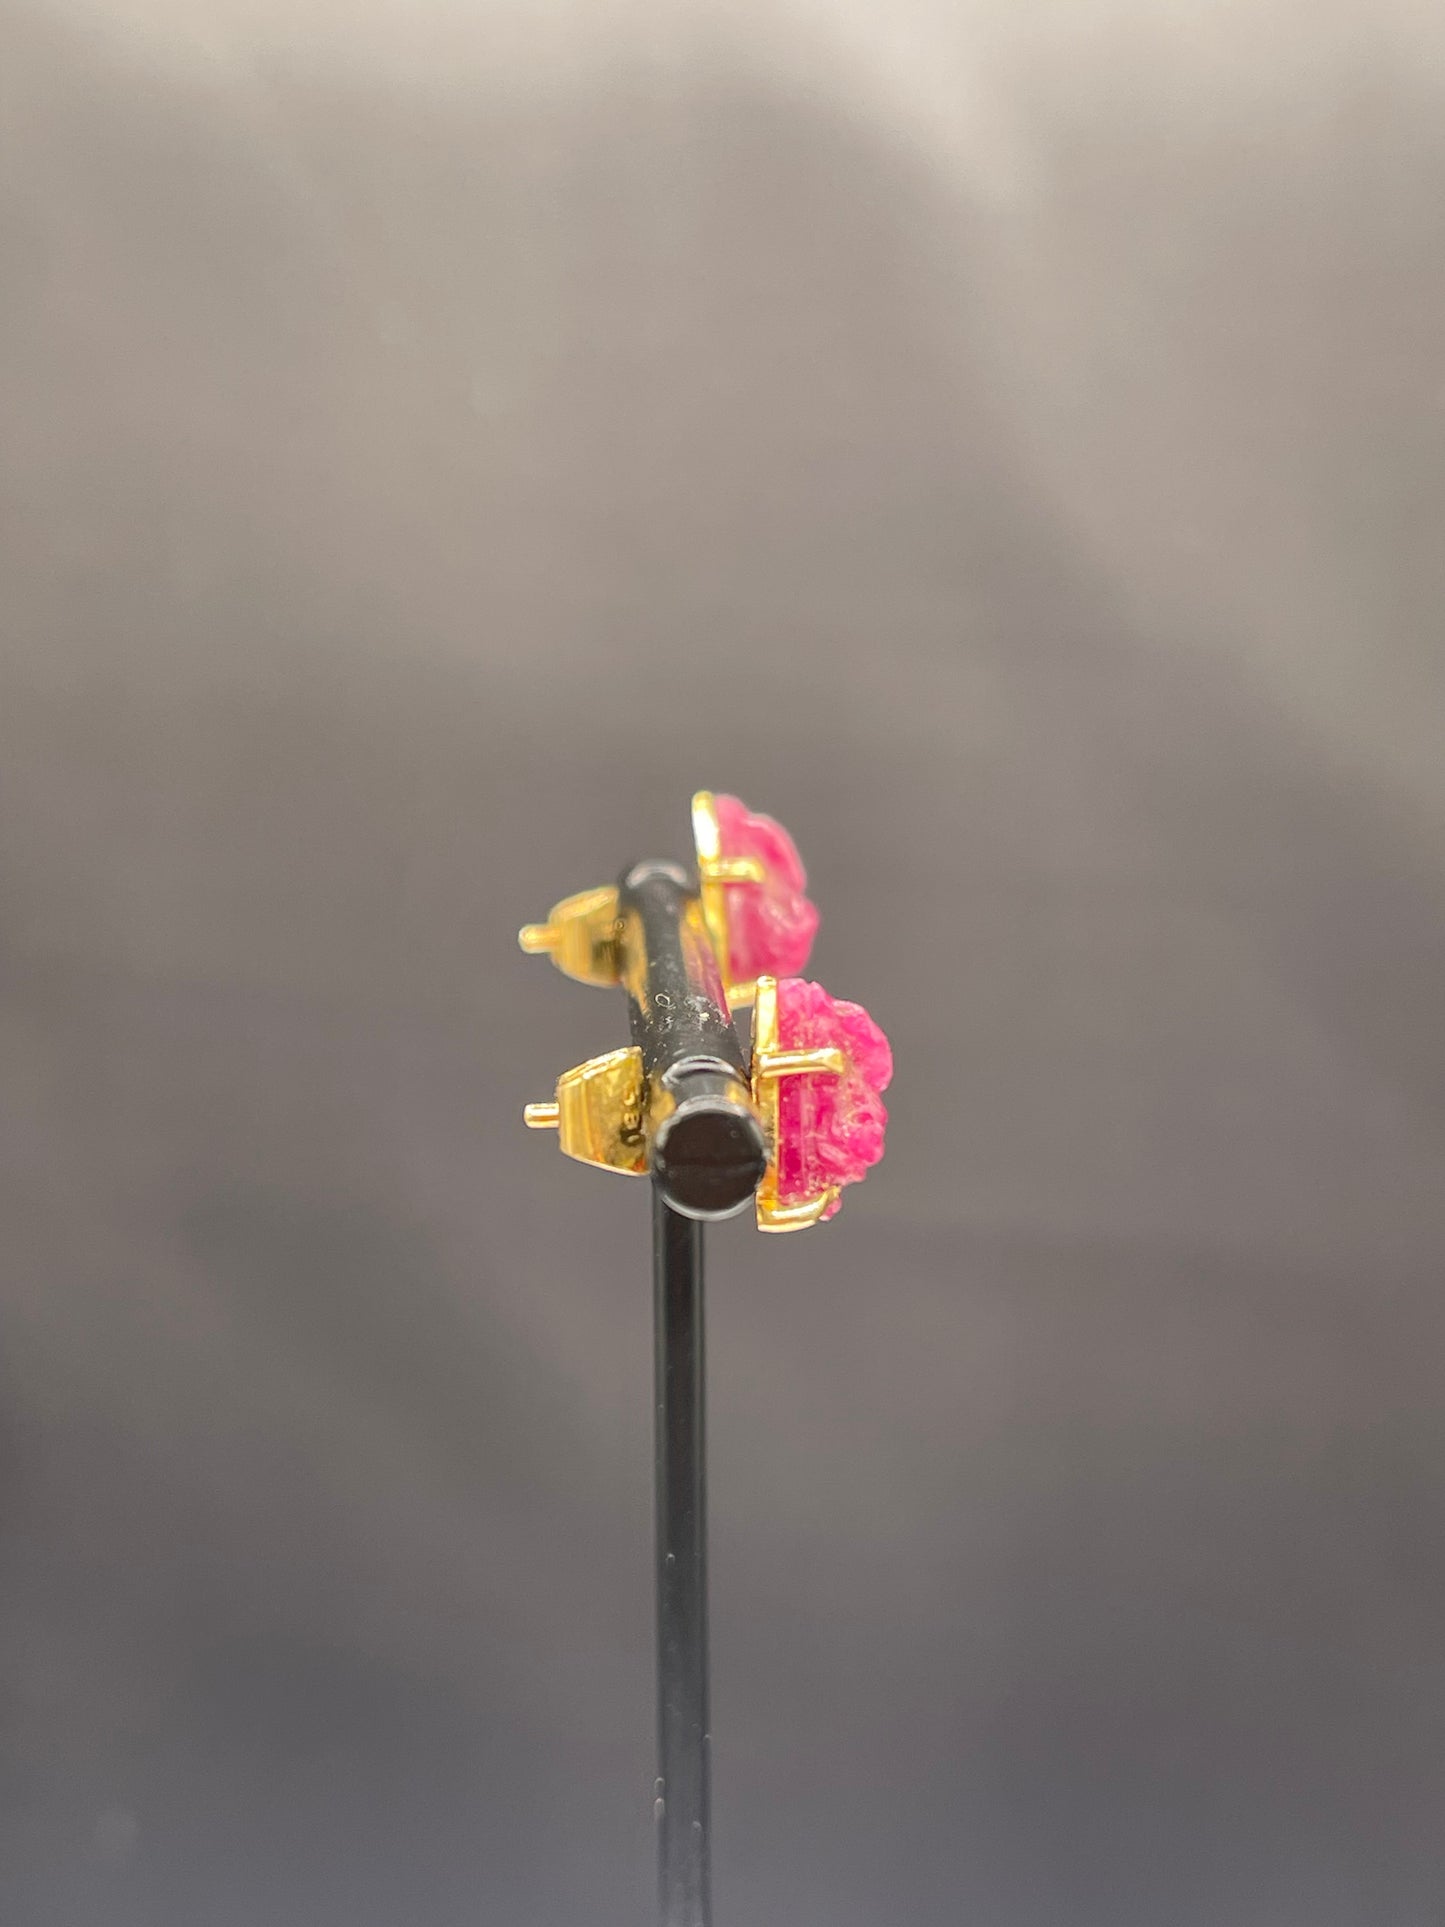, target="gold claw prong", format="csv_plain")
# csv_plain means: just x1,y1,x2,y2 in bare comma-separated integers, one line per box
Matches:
749,979,845,1230
755,1046,847,1079
524,1101,561,1129
691,790,759,1003
519,923,558,954
691,790,721,863
699,856,766,885
757,1187,841,1233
